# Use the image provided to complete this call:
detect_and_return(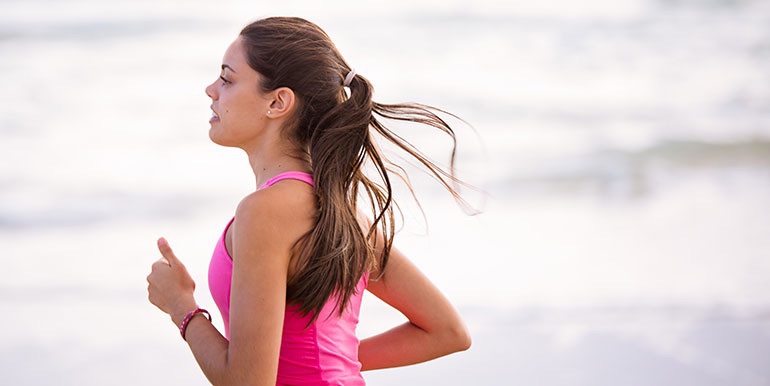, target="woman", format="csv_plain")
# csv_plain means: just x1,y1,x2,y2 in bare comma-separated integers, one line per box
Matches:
147,16,471,385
